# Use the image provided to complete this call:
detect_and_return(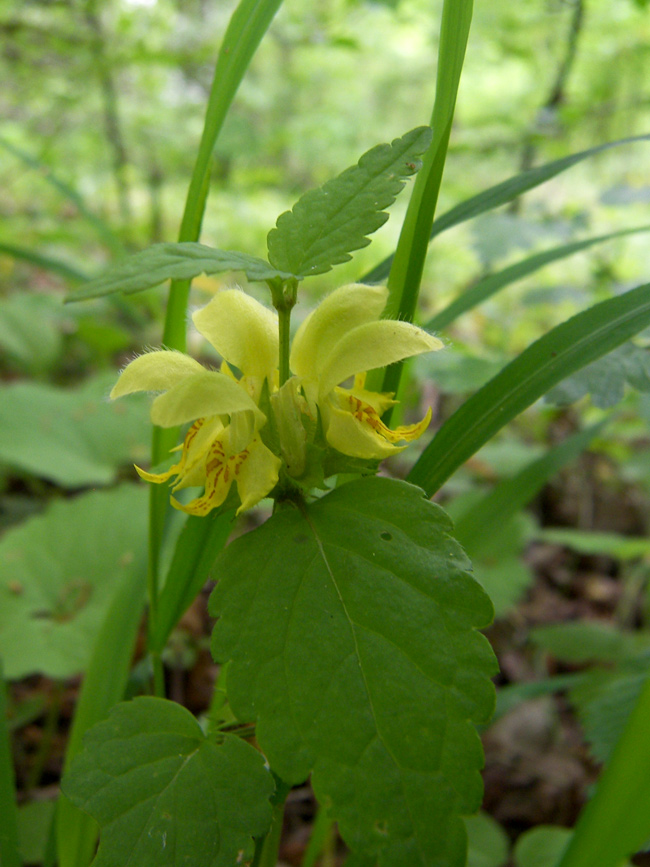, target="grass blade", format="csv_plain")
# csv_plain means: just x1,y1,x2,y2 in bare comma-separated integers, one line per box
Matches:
0,138,123,256
454,421,607,556
0,243,90,283
369,0,472,403
148,0,285,689
407,282,650,496
0,660,22,867
383,0,473,321
150,510,233,654
363,133,650,286
56,557,146,867
557,669,650,867
425,225,650,332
